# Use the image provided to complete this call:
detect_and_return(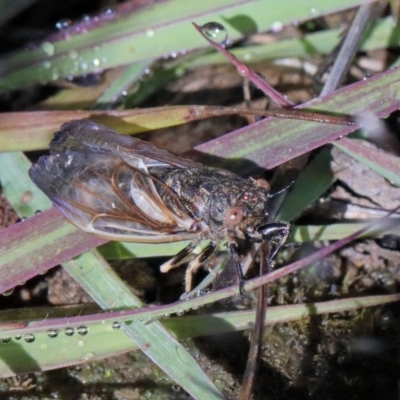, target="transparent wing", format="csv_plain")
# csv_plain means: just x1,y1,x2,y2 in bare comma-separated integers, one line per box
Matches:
49,119,200,168
29,120,201,243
